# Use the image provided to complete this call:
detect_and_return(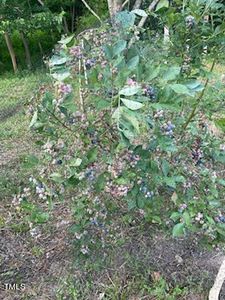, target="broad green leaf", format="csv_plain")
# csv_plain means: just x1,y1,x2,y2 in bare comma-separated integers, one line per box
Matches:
114,11,136,29
113,40,127,57
150,103,180,112
87,147,98,163
119,86,140,96
218,179,225,186
174,176,185,183
183,211,191,227
49,55,67,66
172,223,185,237
131,9,148,17
96,99,111,110
22,155,39,169
42,92,53,110
103,45,113,59
215,118,225,131
120,108,140,132
29,111,38,128
156,0,169,11
171,192,178,204
164,177,176,188
127,55,140,70
121,98,143,110
51,70,70,81
163,66,181,81
94,173,107,192
161,159,170,177
58,35,74,44
169,84,190,95
146,66,160,81
50,173,64,183
170,212,181,222
185,80,203,90
34,212,49,224
69,158,82,167
61,95,77,112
